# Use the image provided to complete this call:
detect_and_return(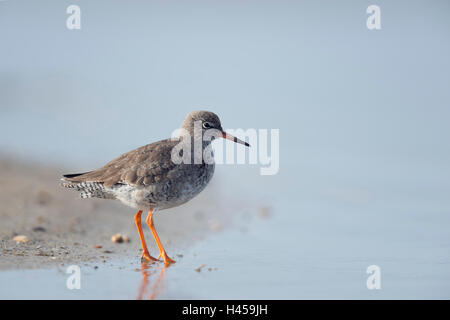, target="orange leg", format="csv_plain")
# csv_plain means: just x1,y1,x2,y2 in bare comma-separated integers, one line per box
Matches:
146,209,175,265
134,210,158,262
